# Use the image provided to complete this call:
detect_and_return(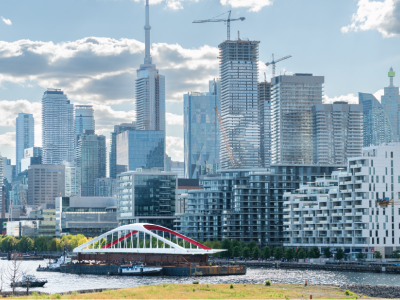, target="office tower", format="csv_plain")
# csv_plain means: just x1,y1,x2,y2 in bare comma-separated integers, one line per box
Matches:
16,113,34,174
136,0,165,131
258,81,271,168
10,170,28,207
27,165,65,206
1,157,15,182
117,130,164,171
381,68,400,141
359,93,394,146
171,161,184,178
218,40,260,169
109,122,136,178
313,102,363,164
76,130,107,196
65,163,81,197
75,105,95,135
165,154,172,171
184,79,220,178
271,73,324,164
0,155,3,217
42,89,75,164
94,177,116,197
20,147,42,173
117,169,177,228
